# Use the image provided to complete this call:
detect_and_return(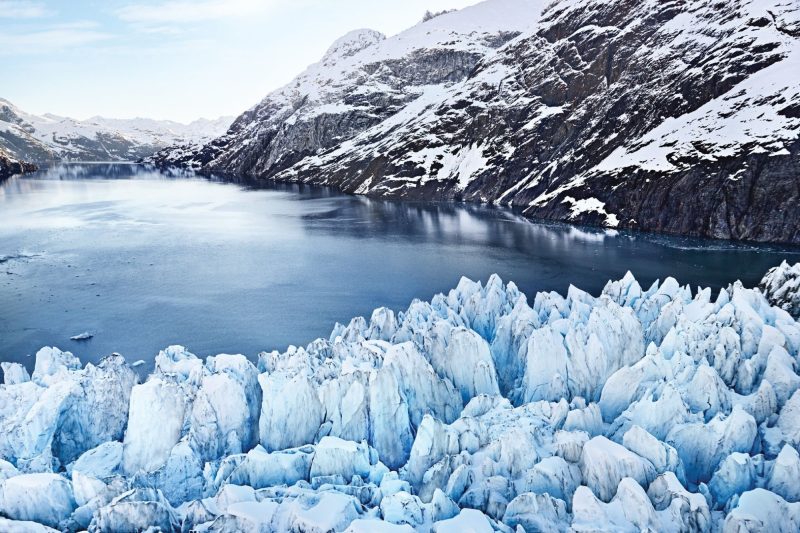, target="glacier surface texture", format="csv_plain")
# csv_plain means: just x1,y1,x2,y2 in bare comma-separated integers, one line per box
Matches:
1,265,800,531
